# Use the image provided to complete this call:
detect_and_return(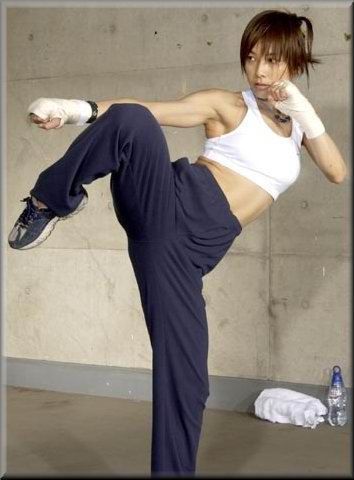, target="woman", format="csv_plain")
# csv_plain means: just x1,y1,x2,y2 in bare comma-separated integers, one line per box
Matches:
8,9,347,477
